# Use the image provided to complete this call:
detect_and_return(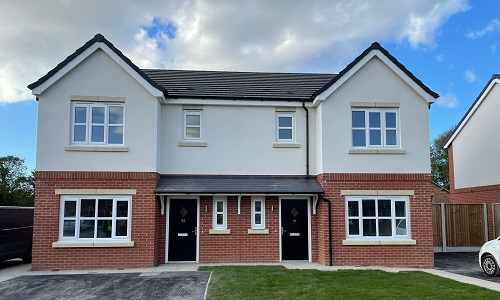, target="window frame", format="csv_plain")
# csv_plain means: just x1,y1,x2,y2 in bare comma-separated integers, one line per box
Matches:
251,197,265,229
183,110,203,140
71,102,125,146
351,108,399,148
345,196,409,240
212,197,227,230
276,112,295,142
59,195,132,242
